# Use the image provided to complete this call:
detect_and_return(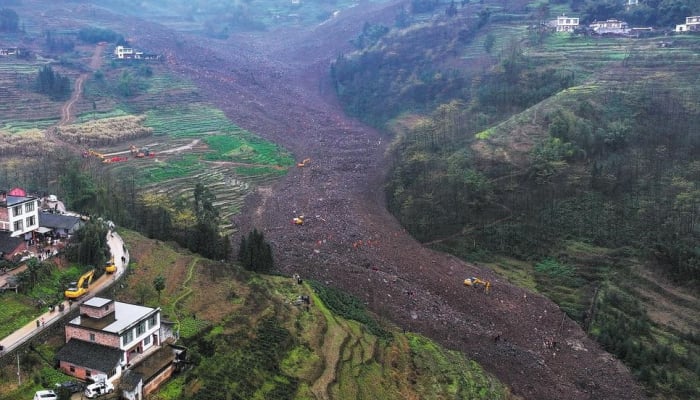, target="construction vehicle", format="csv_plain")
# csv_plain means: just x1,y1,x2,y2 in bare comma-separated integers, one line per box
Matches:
82,149,105,160
130,144,155,158
297,158,311,167
464,277,491,292
292,215,305,225
104,259,116,274
64,269,96,299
